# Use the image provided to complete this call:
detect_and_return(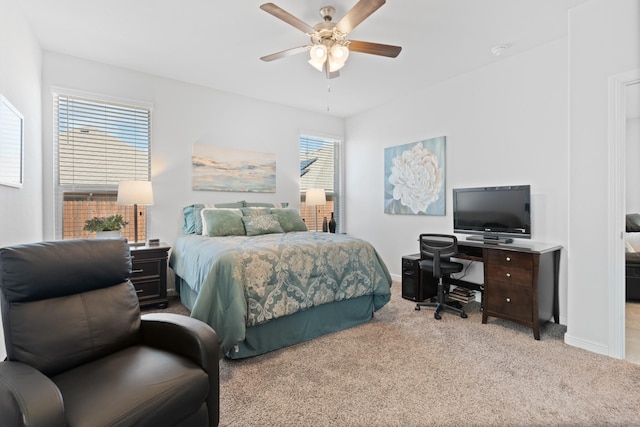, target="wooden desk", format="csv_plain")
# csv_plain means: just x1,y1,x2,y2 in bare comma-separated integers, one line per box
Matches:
451,239,562,340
